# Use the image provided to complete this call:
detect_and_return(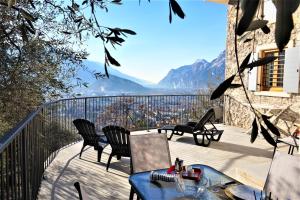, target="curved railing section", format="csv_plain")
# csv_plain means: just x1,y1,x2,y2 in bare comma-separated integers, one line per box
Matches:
0,94,223,199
